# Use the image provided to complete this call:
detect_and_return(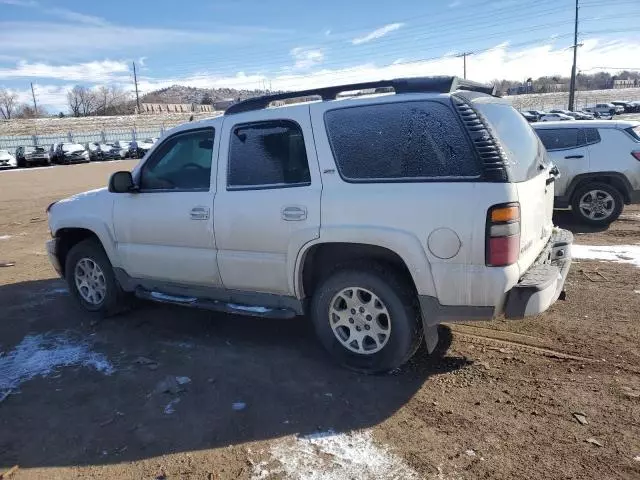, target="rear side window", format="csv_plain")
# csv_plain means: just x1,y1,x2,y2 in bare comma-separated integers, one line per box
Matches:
584,128,601,144
625,125,640,141
228,120,311,189
324,101,480,181
536,128,581,150
476,102,546,181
